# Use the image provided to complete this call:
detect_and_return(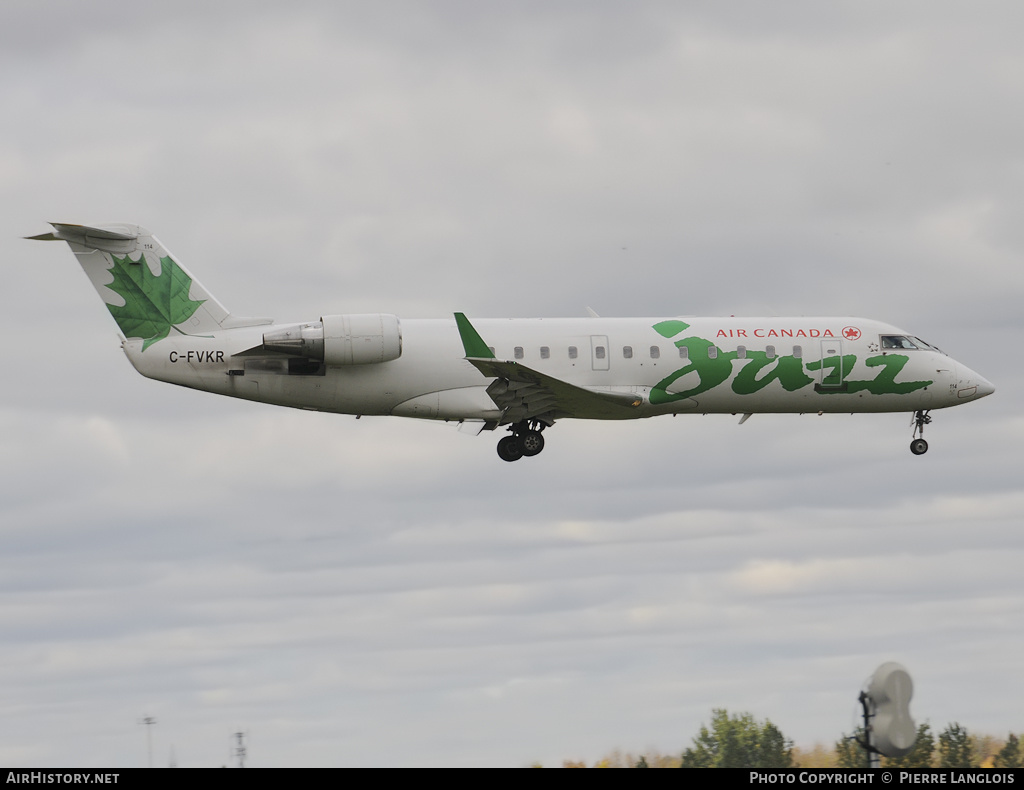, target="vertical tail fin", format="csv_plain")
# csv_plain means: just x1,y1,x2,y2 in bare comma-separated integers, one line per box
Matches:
29,223,266,351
